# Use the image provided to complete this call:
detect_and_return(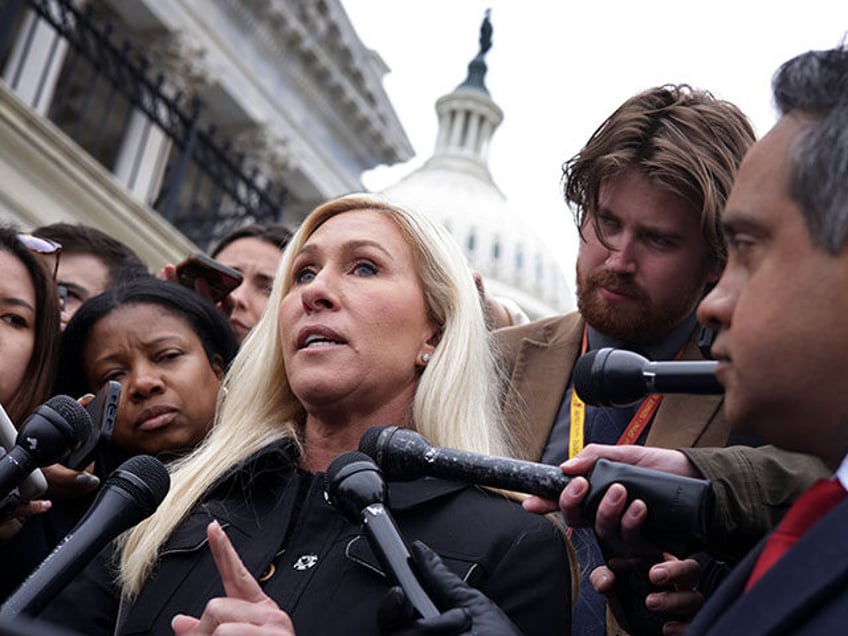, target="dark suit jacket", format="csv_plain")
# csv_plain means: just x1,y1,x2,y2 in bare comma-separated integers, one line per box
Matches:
687,496,848,635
